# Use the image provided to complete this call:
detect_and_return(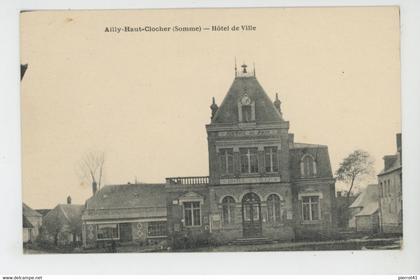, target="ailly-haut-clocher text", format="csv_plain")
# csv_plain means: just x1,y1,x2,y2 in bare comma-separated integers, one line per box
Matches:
104,25,257,33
